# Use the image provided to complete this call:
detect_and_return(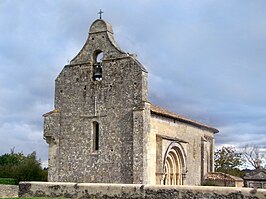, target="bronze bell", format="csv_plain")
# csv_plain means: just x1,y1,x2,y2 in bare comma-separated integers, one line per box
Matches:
93,64,102,81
